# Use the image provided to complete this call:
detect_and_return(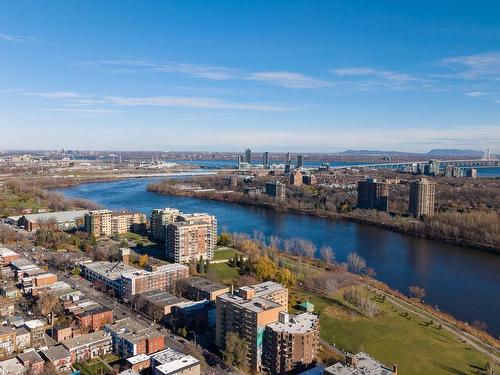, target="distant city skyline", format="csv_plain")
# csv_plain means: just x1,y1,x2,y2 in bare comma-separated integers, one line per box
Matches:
1,1,499,152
